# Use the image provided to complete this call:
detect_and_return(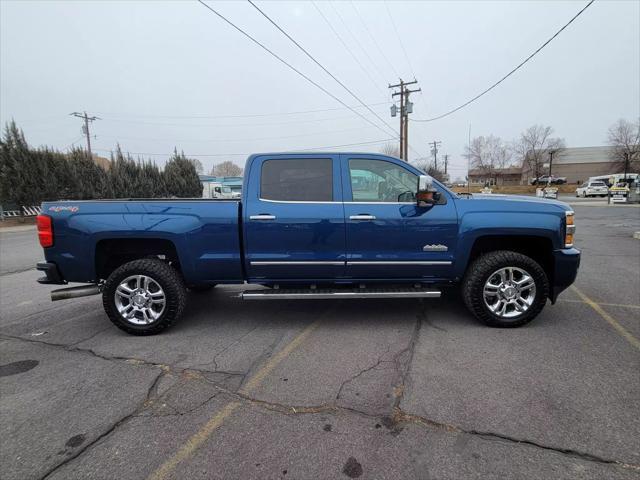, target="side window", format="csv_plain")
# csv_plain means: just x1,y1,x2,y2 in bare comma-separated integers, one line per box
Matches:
261,158,333,201
348,158,417,202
